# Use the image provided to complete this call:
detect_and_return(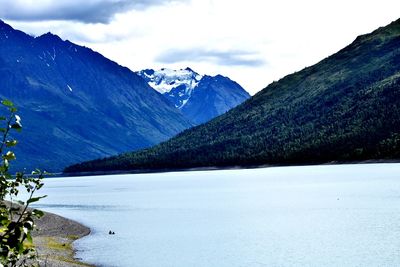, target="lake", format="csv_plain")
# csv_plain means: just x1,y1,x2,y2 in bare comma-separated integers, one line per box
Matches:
29,164,400,267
